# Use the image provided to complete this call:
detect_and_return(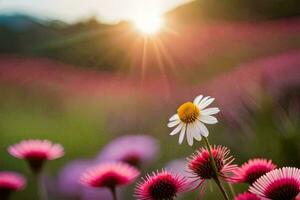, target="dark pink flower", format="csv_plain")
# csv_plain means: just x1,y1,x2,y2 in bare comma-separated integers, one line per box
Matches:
234,192,261,200
80,162,140,189
233,158,277,184
0,172,26,199
8,139,64,173
135,170,187,200
250,167,300,200
58,159,123,200
98,135,159,168
187,145,237,188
